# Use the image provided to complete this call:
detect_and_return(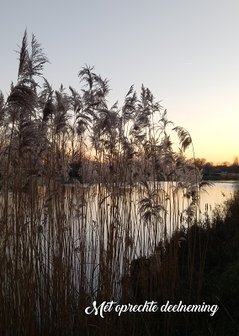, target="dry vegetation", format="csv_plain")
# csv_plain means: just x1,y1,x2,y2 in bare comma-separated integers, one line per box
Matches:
0,32,209,335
